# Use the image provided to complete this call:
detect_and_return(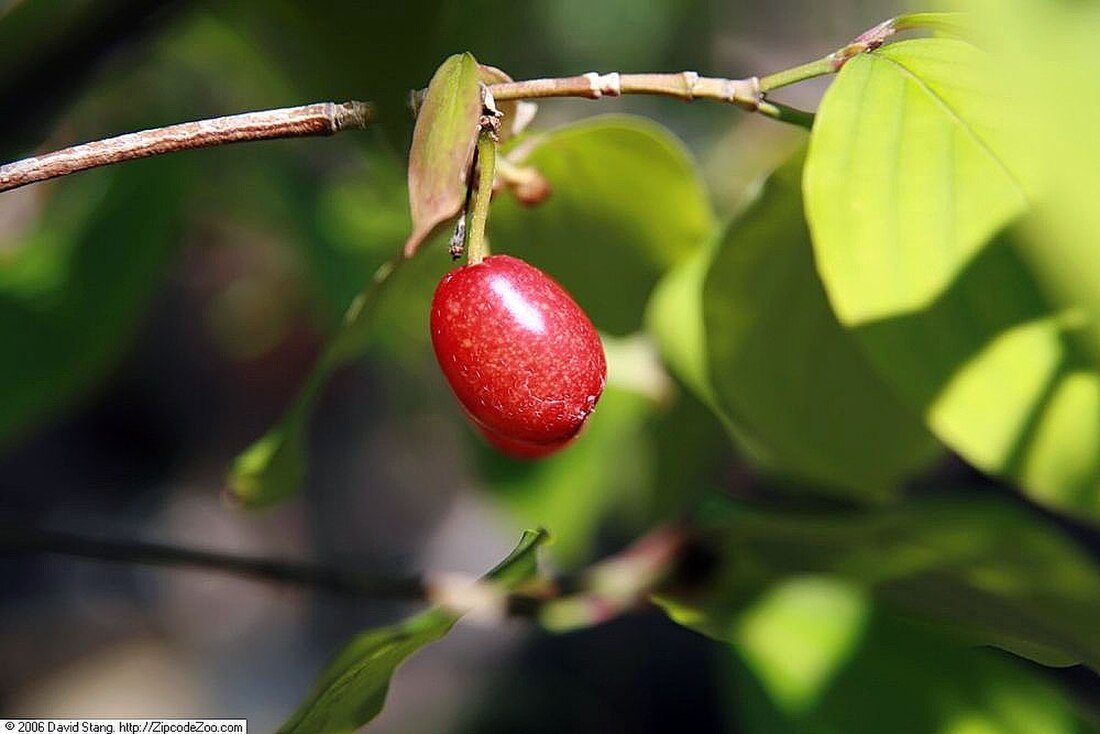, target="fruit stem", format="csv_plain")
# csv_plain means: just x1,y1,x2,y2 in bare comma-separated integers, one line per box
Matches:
465,124,497,266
